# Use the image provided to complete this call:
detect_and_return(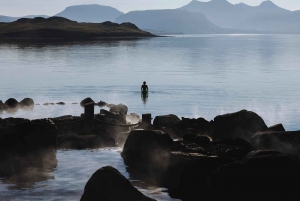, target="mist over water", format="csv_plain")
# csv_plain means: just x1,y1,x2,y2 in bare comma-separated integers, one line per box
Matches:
1,34,300,200
1,35,300,130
